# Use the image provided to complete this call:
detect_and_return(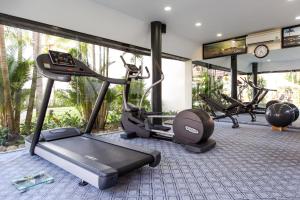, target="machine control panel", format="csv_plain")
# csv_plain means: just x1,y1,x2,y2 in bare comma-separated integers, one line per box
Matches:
36,51,127,84
49,50,76,67
44,50,96,77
